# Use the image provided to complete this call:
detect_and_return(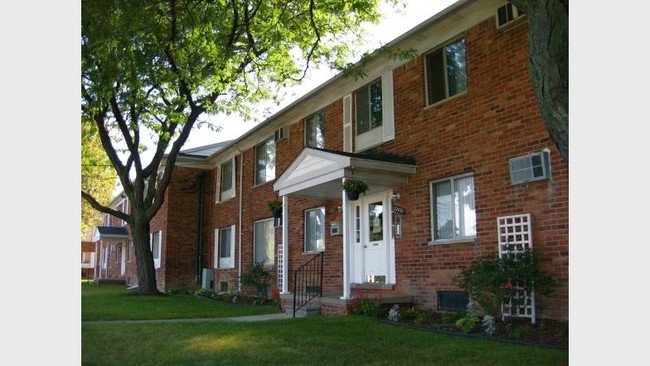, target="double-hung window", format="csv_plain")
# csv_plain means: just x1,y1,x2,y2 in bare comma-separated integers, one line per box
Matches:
254,137,276,185
150,230,162,268
218,158,235,201
215,225,235,269
430,173,476,242
253,219,275,265
305,111,325,148
304,207,325,252
356,79,383,136
425,36,467,106
349,72,395,152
